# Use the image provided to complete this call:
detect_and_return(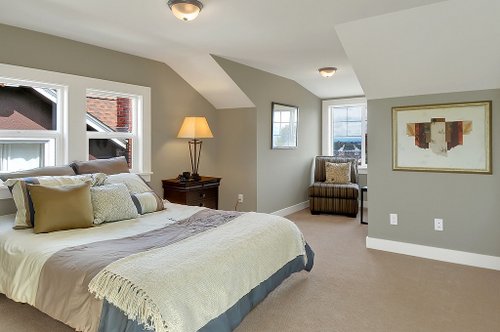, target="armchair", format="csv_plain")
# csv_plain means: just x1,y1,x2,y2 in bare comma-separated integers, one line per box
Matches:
308,156,359,217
